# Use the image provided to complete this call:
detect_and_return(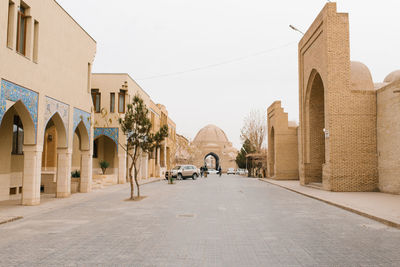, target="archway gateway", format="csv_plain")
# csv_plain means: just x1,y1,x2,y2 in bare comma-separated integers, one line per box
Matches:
0,101,37,204
269,127,275,177
92,135,118,183
71,121,91,193
204,152,220,170
304,71,325,185
41,112,69,198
